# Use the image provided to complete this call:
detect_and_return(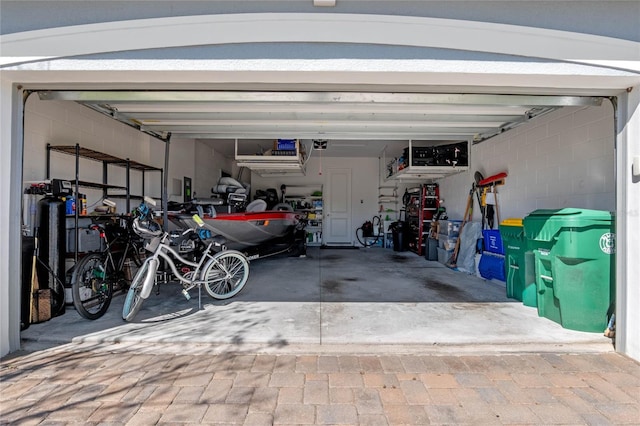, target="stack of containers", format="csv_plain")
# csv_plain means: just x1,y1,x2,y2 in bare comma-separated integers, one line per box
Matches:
436,220,461,264
478,228,505,281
